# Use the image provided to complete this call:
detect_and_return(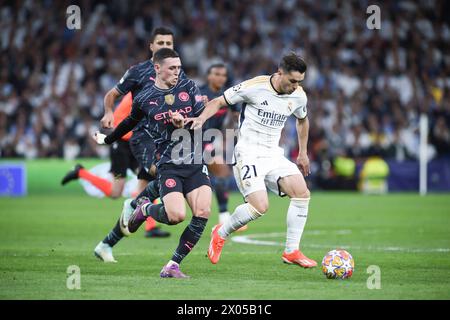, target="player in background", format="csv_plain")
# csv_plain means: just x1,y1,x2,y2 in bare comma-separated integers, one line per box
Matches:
186,53,317,268
199,64,245,228
94,48,212,278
